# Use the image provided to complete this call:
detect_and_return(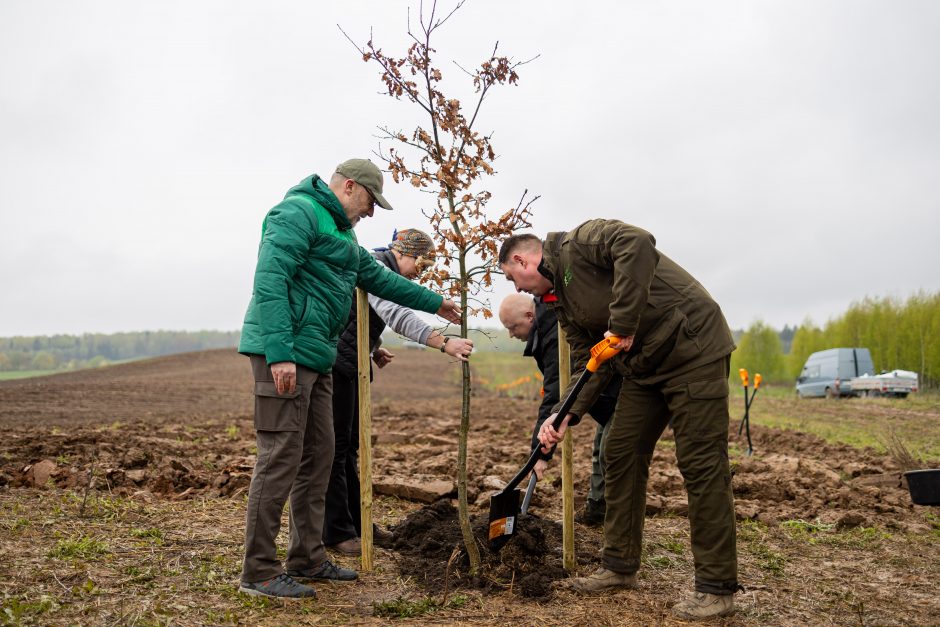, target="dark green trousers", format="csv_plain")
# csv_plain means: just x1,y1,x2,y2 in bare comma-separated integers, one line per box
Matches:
602,357,738,595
